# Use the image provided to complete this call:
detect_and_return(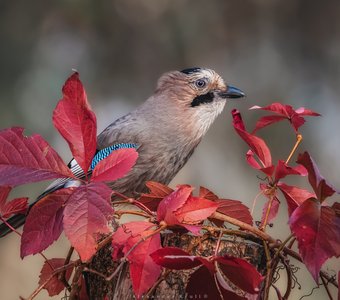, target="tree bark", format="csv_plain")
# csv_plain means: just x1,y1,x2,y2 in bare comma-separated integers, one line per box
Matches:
86,232,266,299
